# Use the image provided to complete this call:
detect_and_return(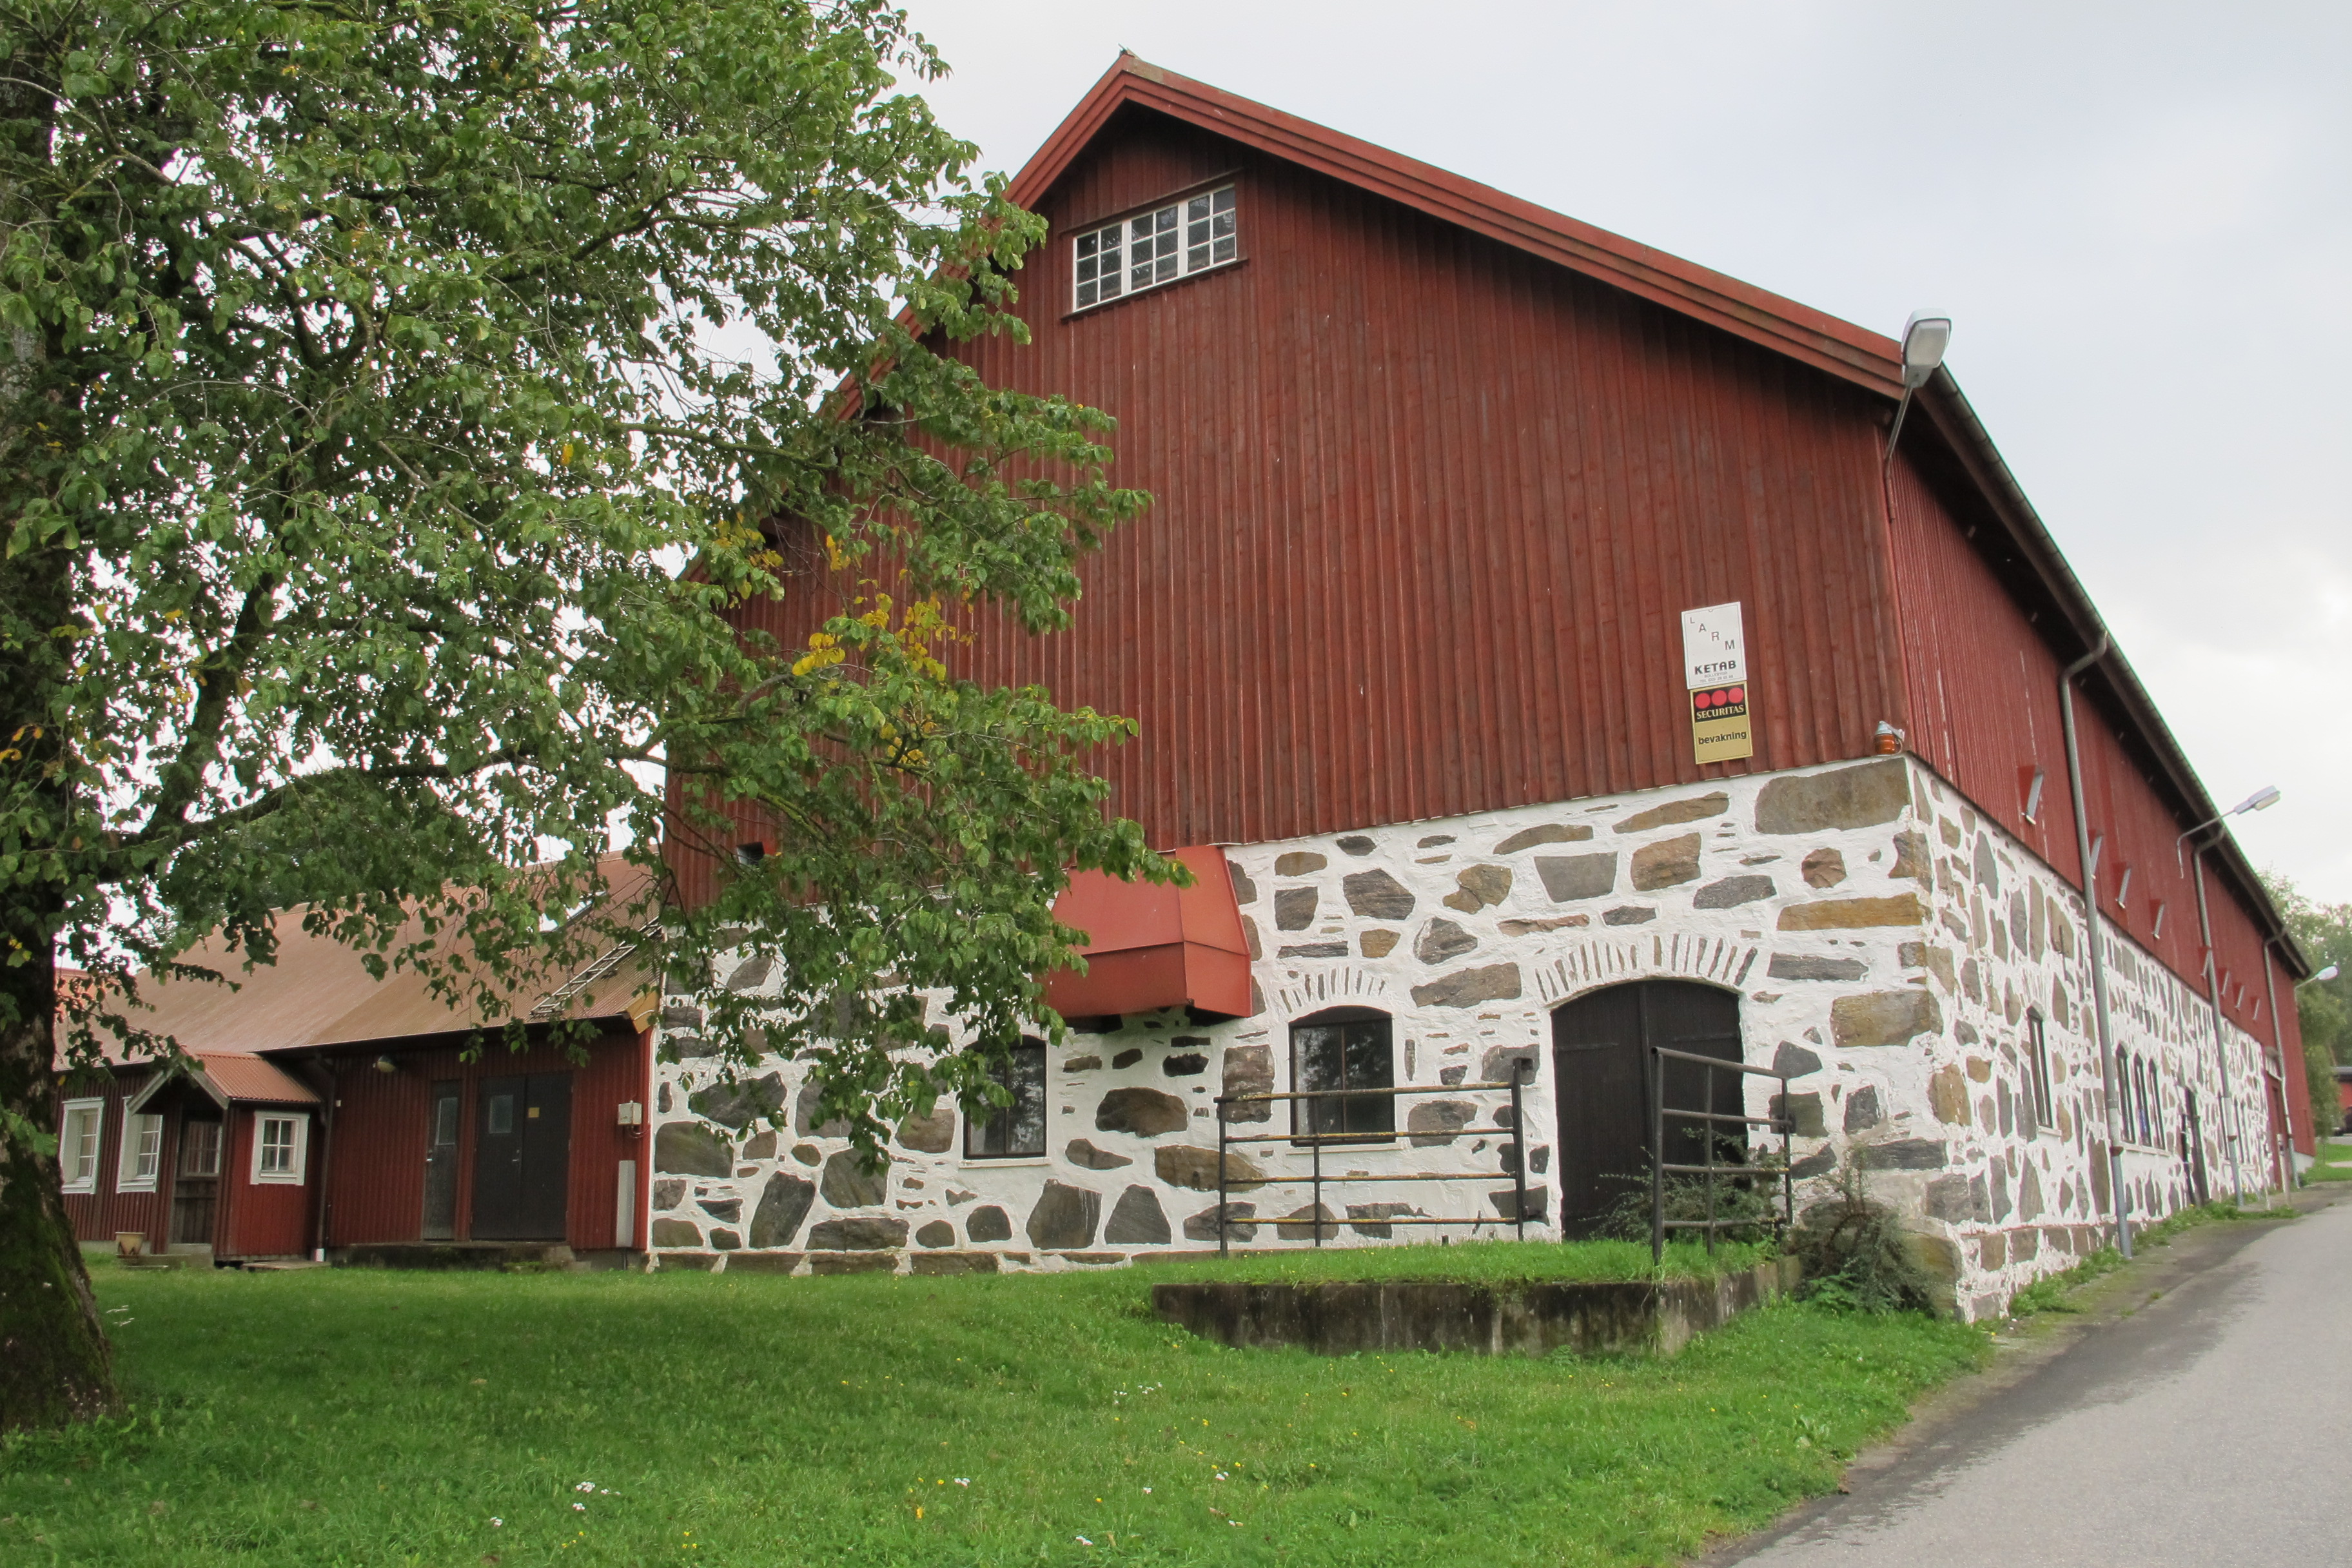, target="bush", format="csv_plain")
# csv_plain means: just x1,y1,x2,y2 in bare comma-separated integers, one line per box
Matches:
1787,1156,1941,1315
